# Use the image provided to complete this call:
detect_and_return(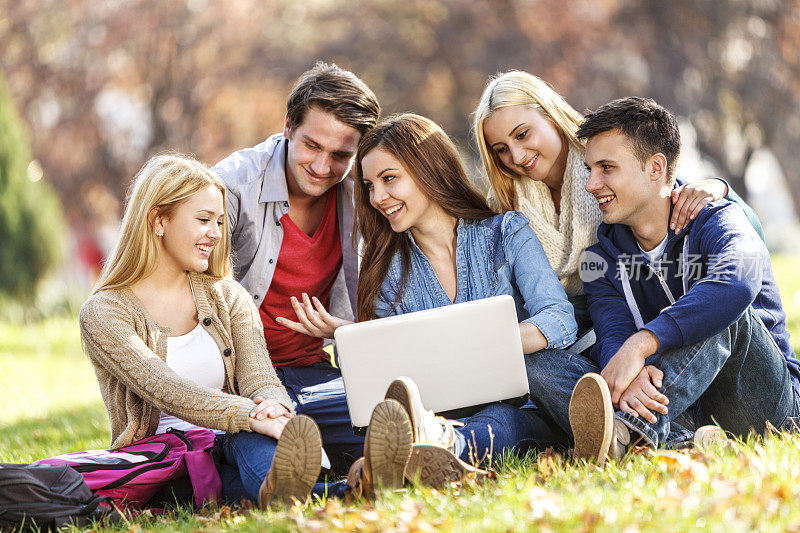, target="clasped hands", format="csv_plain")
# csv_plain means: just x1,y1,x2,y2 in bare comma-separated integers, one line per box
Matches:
248,396,291,439
600,330,668,424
